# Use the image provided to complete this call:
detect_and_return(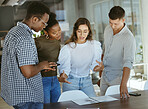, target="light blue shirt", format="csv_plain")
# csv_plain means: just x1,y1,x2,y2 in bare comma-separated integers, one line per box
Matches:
103,25,136,82
58,40,102,77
